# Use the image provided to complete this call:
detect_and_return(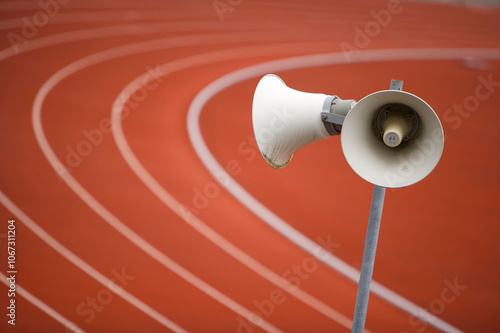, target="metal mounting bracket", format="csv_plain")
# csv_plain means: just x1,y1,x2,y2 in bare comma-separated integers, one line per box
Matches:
321,95,356,135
